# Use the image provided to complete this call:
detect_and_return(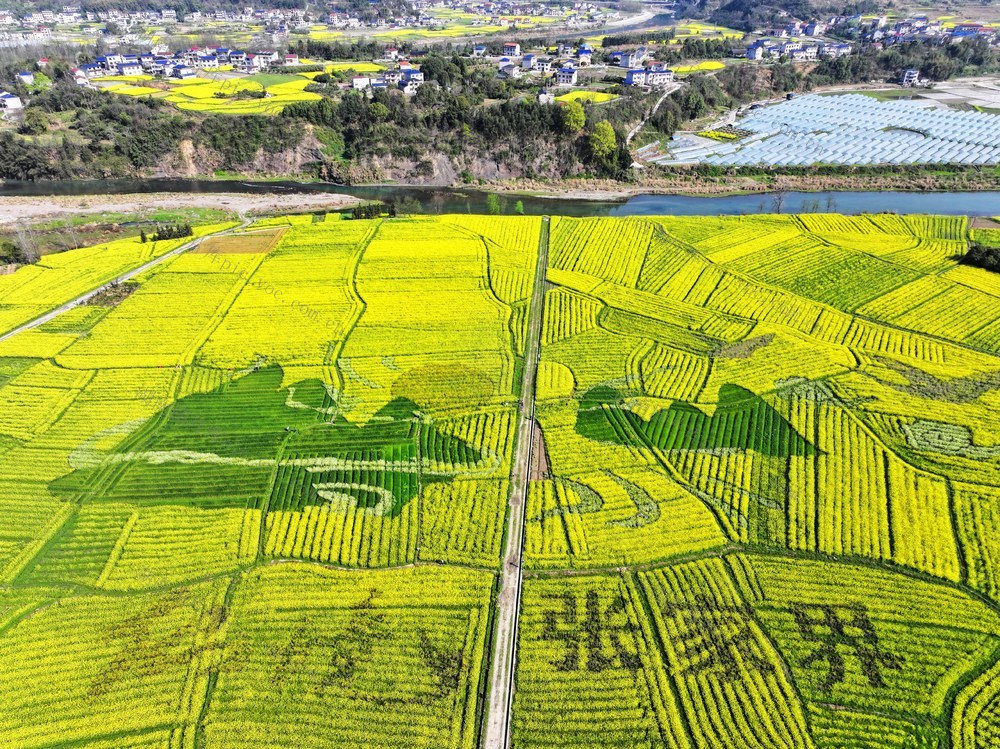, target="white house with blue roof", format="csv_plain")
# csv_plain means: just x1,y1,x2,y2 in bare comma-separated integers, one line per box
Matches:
0,91,23,112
